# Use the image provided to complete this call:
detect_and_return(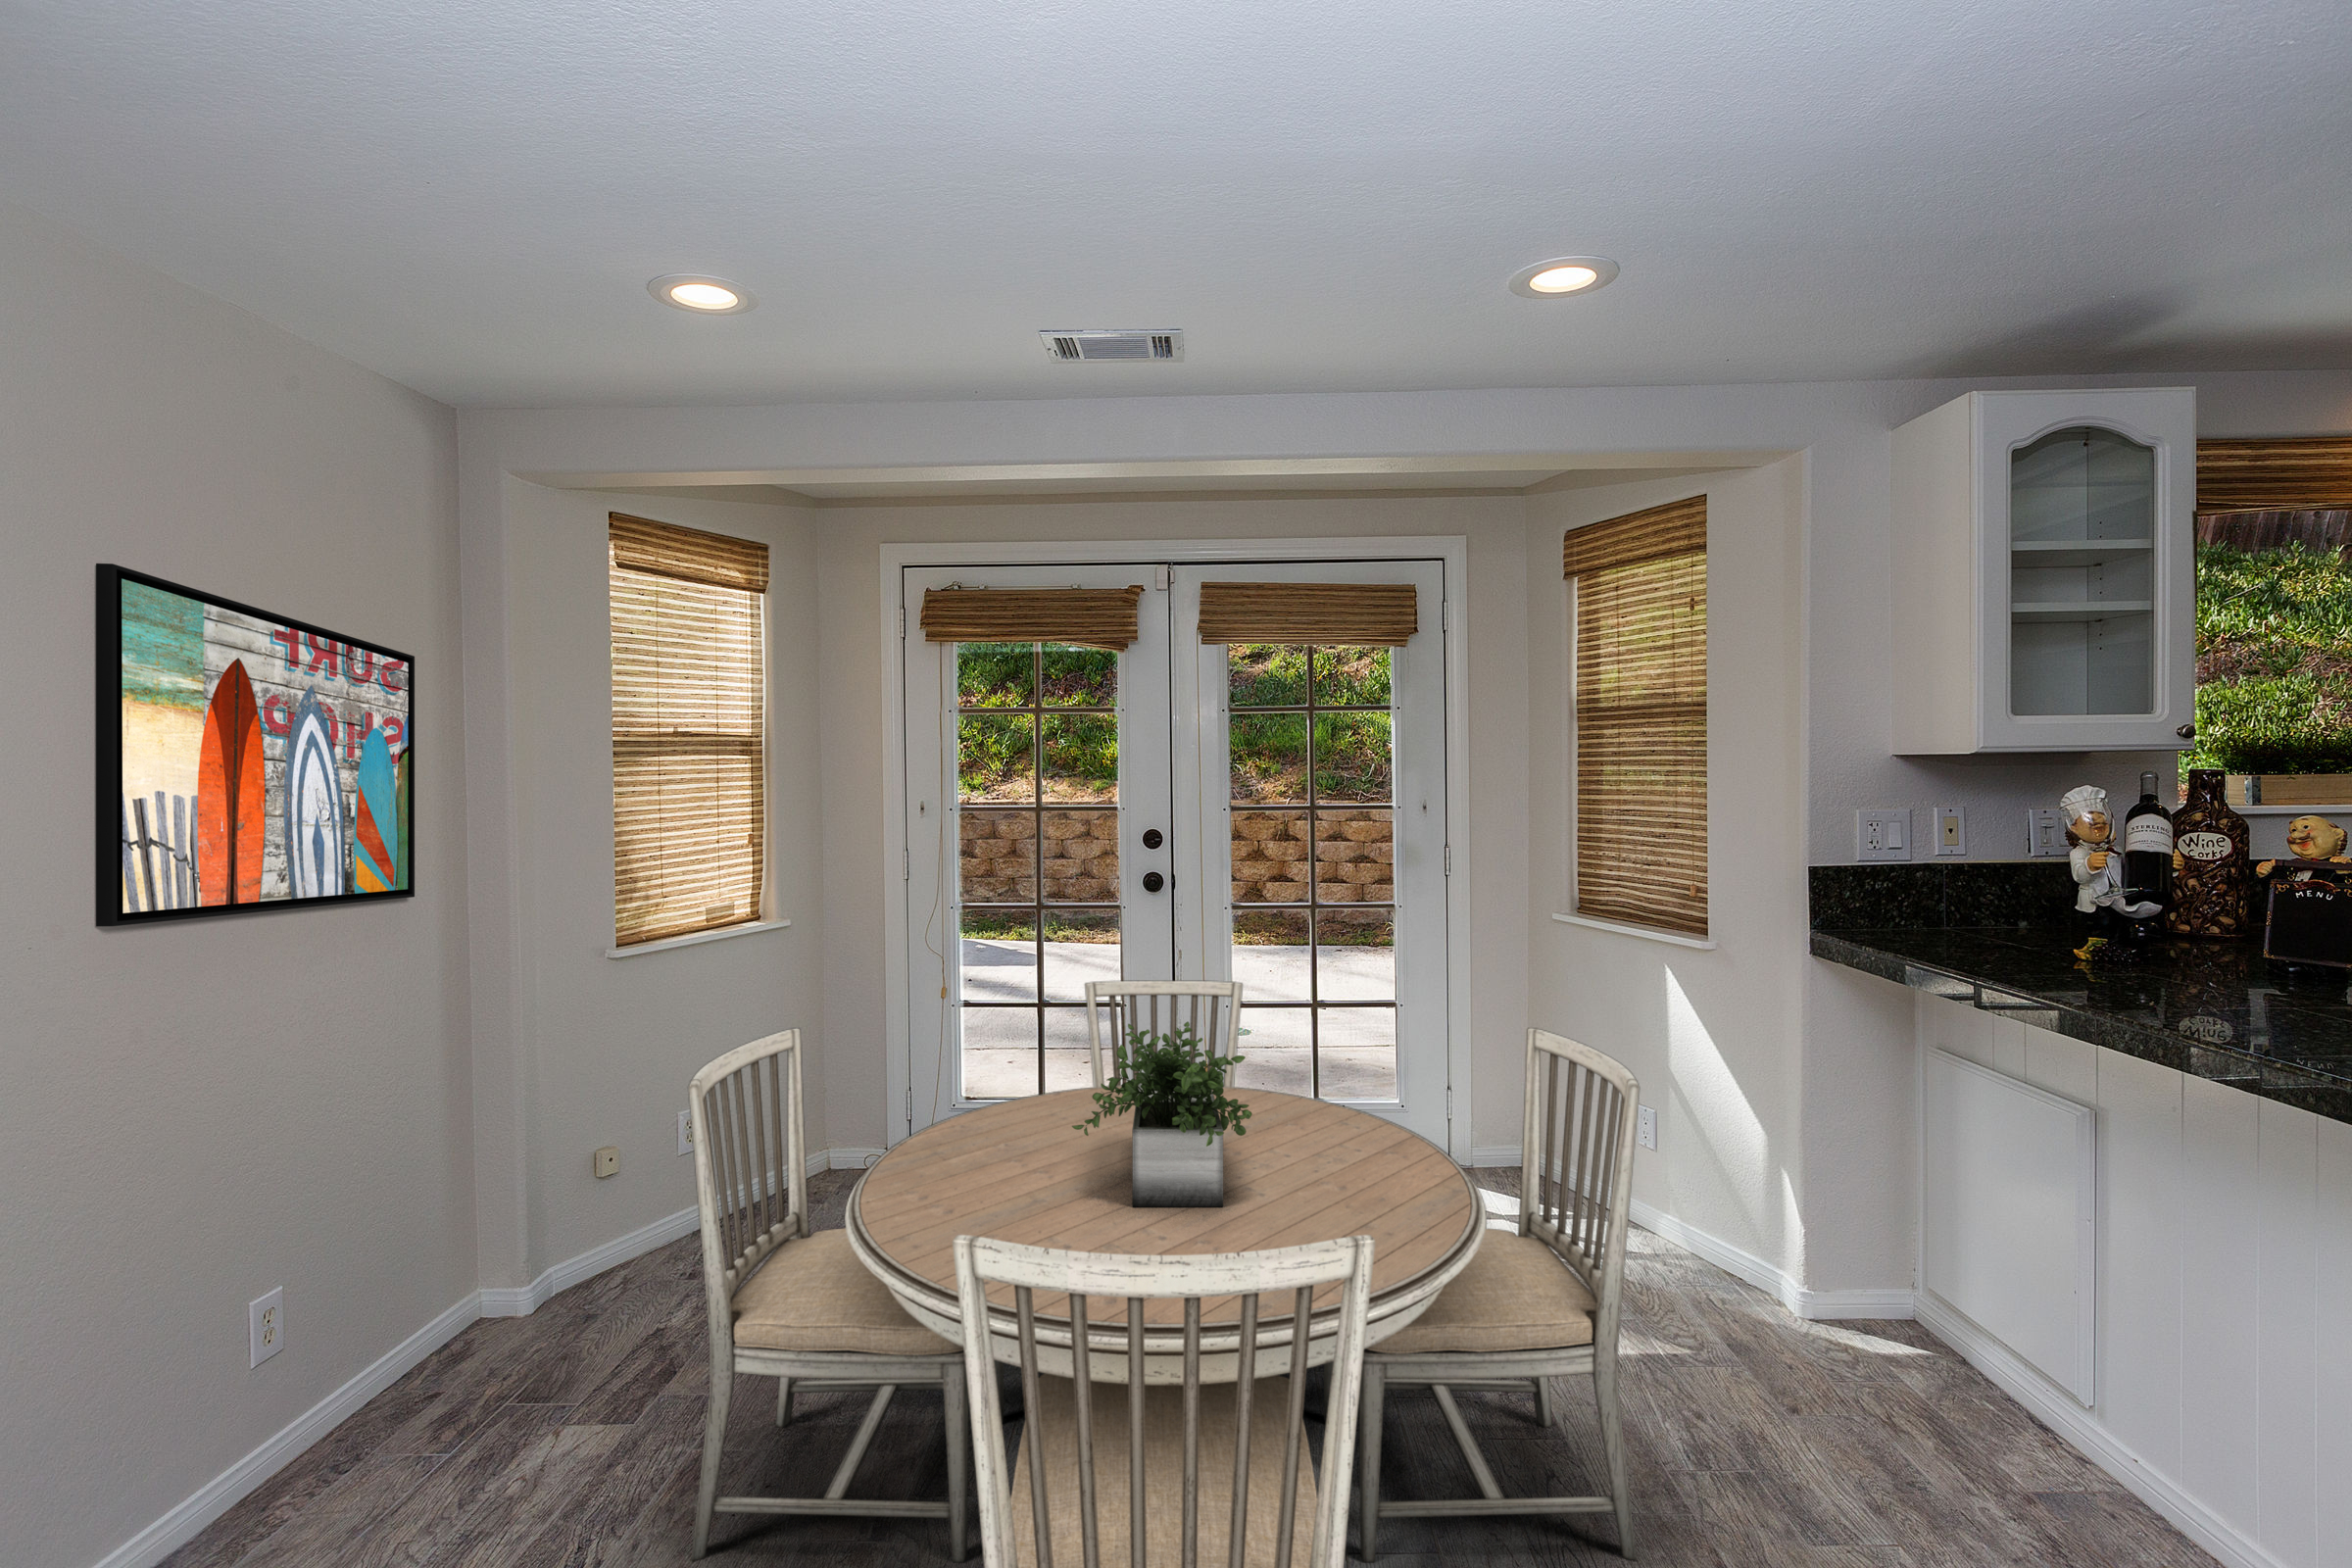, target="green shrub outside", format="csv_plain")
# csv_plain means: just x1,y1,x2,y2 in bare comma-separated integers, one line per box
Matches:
2184,544,2352,775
